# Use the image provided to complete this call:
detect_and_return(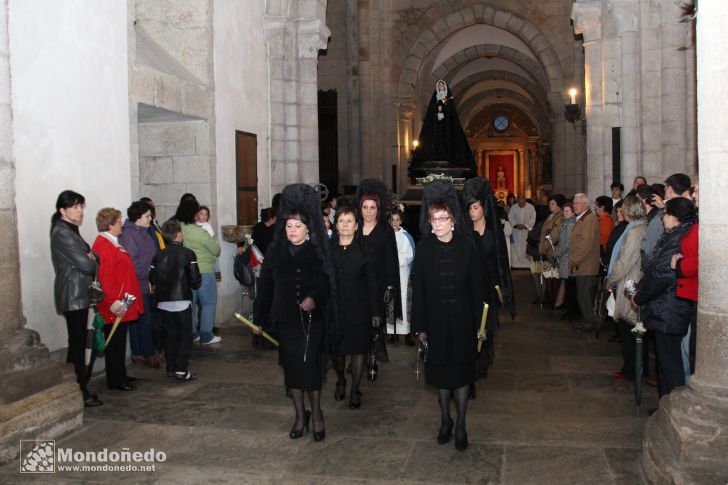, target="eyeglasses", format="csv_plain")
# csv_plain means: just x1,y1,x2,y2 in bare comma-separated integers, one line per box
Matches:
430,216,451,224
